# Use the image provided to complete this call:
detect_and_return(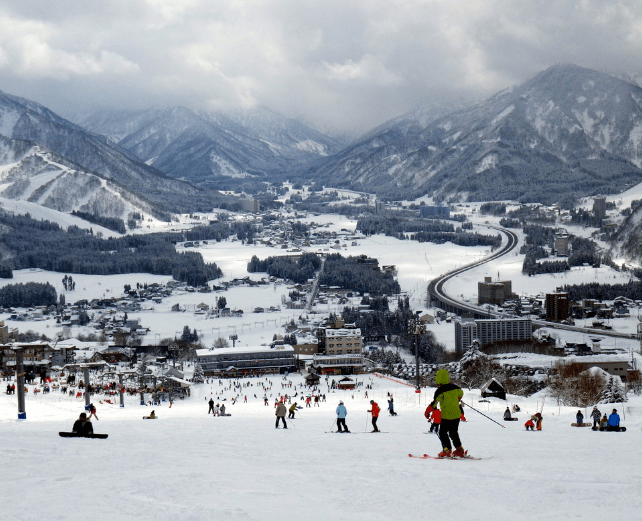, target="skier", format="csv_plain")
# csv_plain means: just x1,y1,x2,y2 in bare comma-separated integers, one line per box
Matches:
425,369,465,458
275,401,287,429
504,407,512,421
576,410,584,425
336,400,350,433
88,403,98,421
425,404,441,434
607,409,620,431
388,397,397,416
590,406,601,429
367,400,380,432
208,398,215,414
288,402,298,419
